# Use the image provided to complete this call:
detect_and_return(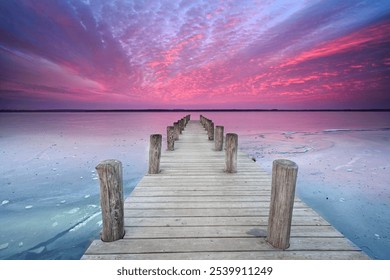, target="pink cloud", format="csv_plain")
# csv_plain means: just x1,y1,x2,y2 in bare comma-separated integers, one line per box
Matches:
282,21,390,67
